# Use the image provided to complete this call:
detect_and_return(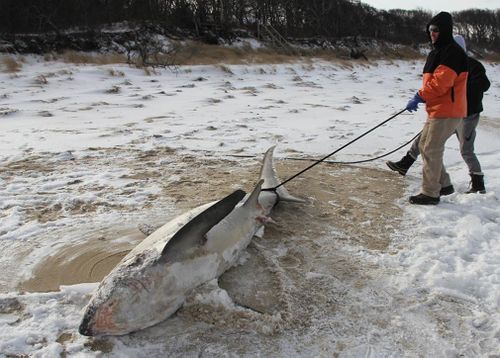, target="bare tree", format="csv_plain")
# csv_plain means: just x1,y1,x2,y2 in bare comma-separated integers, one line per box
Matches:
0,0,498,51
